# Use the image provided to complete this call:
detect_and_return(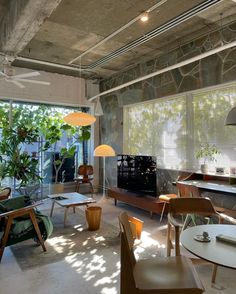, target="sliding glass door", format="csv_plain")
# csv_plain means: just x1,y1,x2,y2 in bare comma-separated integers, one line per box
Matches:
0,100,91,199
